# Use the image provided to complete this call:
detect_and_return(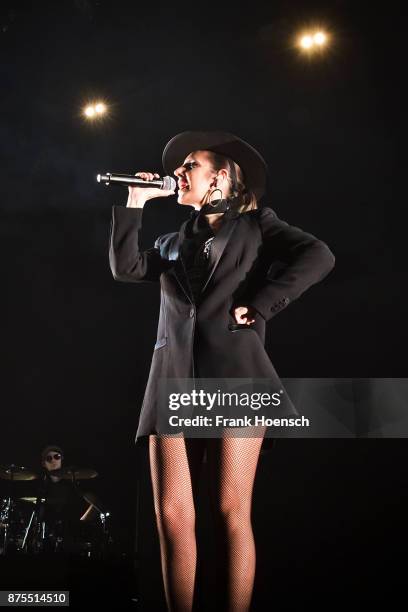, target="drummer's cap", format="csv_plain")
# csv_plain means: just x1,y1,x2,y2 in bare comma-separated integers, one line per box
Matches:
40,445,64,463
